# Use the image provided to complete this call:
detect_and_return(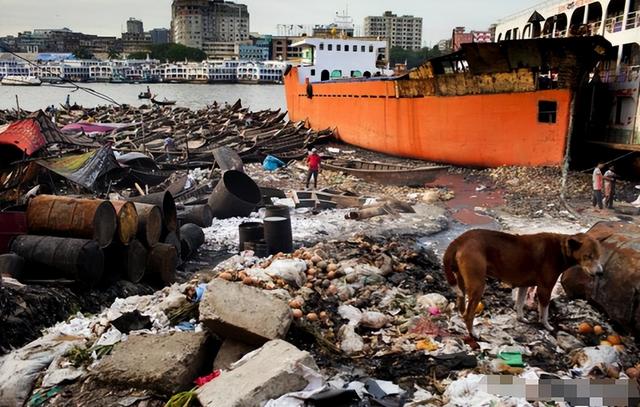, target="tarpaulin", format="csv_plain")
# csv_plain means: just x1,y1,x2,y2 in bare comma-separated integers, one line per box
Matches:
61,122,135,134
36,144,121,191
